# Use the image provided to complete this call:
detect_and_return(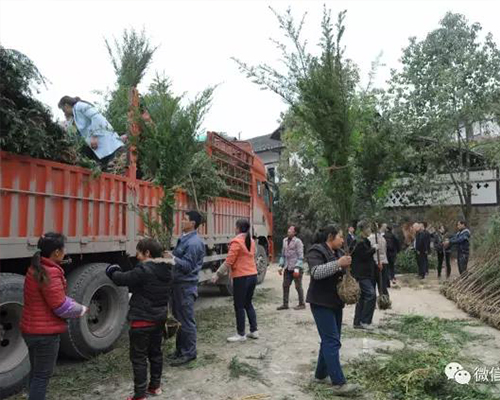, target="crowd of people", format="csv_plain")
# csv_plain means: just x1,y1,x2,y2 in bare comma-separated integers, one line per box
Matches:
412,220,471,279
20,197,472,400
272,219,472,395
